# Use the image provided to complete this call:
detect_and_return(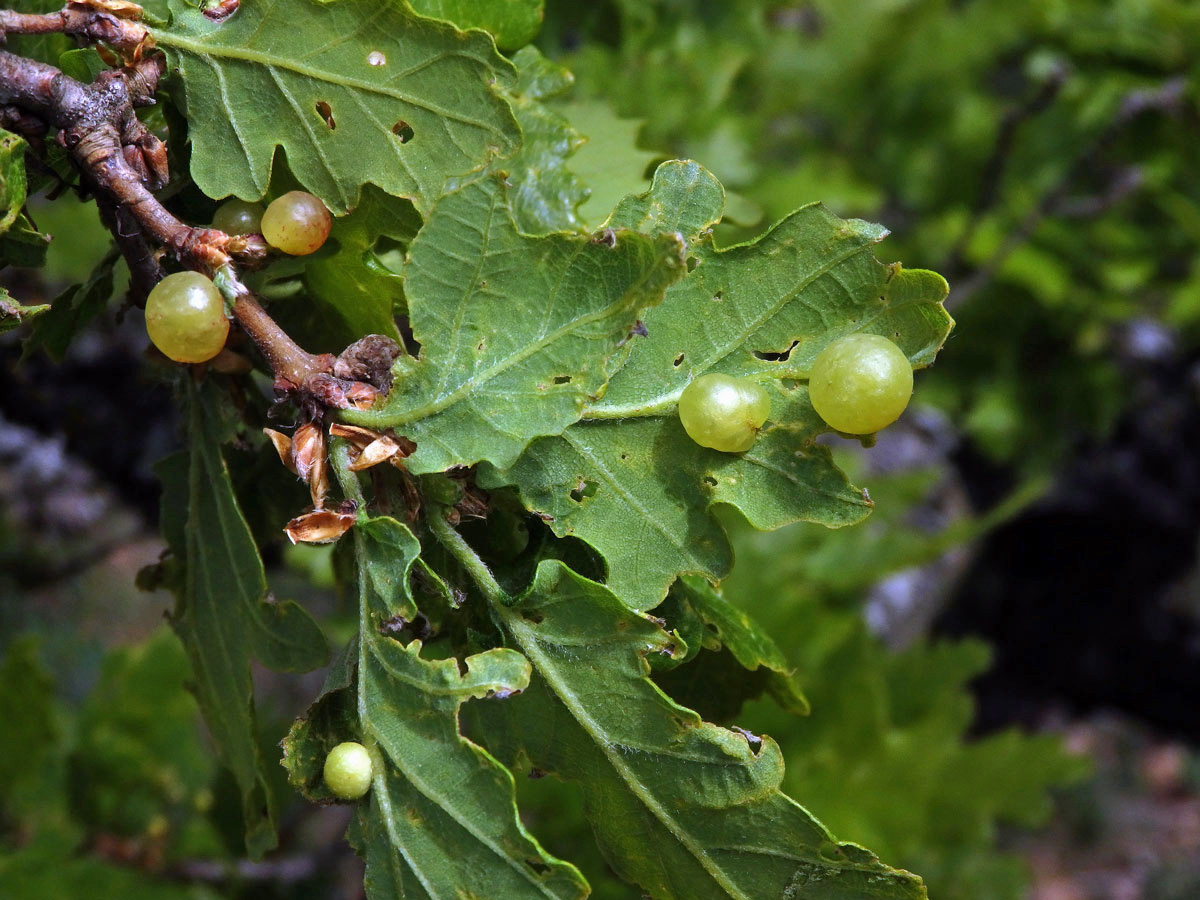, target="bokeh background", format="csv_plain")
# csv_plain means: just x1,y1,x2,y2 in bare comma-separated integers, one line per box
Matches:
4,1,1200,897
